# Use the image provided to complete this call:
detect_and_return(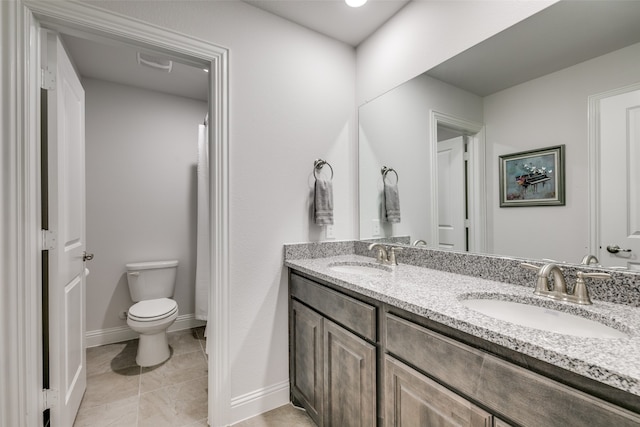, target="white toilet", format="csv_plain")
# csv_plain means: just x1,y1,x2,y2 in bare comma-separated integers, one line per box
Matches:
126,260,179,367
